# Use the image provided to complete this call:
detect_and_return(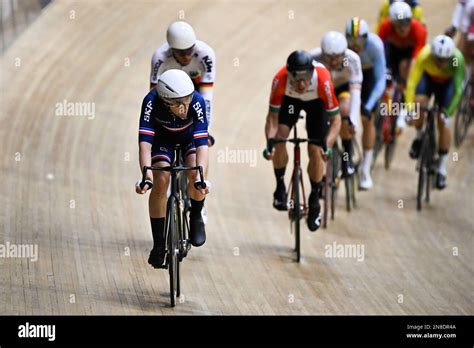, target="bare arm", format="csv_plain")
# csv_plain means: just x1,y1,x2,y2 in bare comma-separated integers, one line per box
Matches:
195,145,209,178
139,141,153,181
327,113,341,149
265,111,279,140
